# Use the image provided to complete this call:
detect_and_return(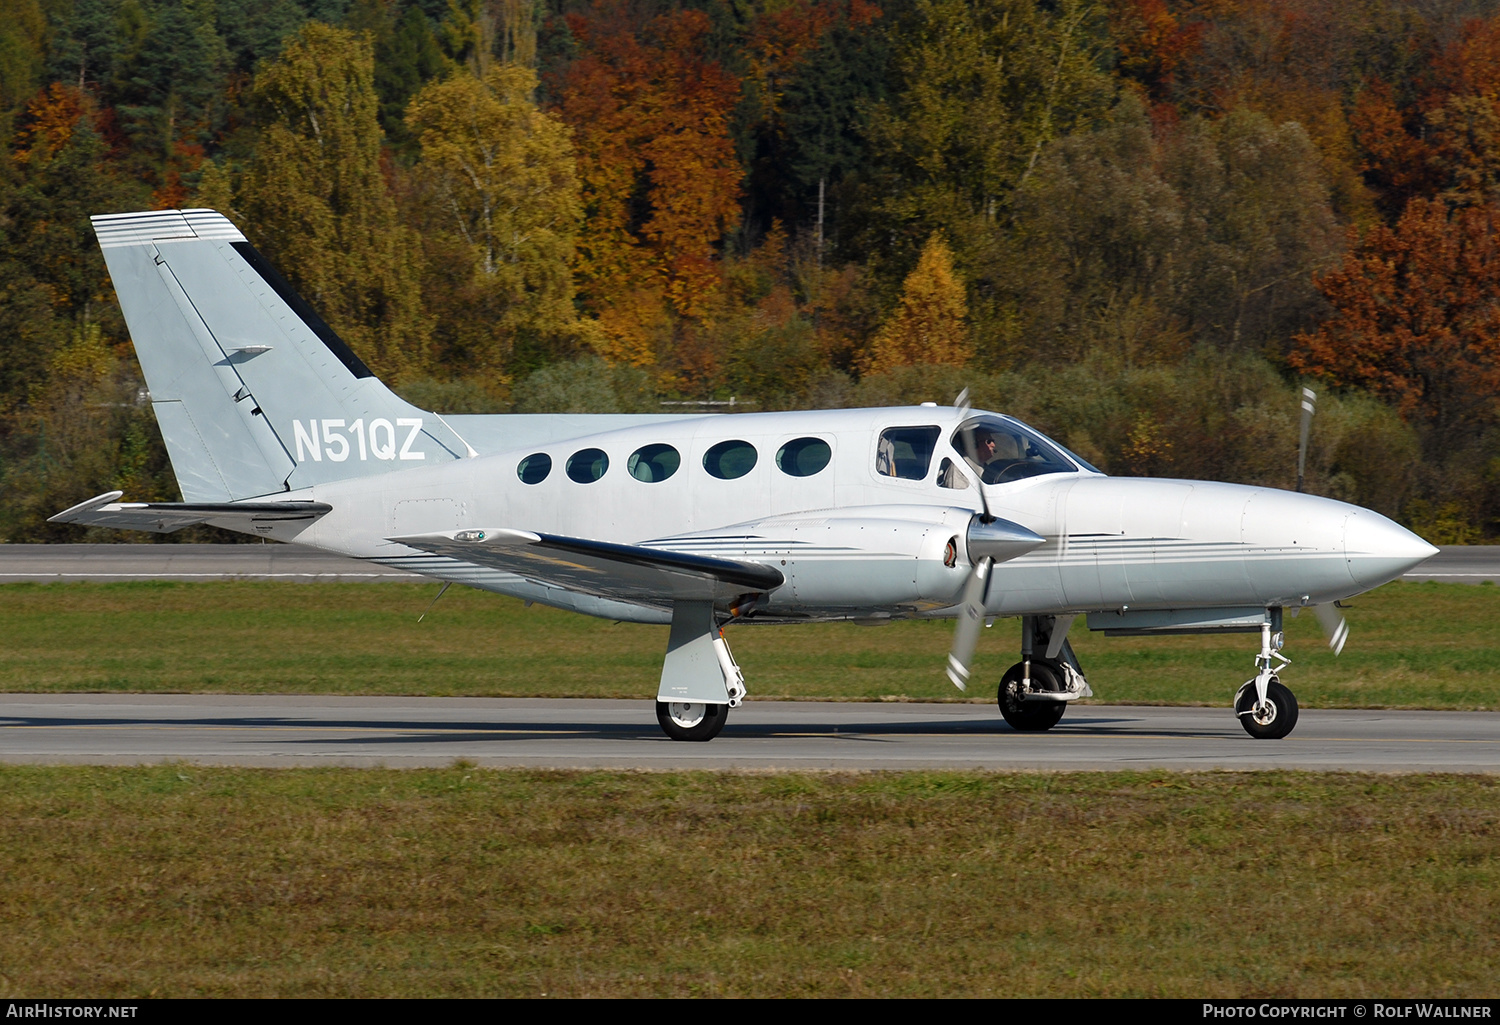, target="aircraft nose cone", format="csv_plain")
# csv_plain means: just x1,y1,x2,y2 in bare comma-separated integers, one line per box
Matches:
1344,509,1439,589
